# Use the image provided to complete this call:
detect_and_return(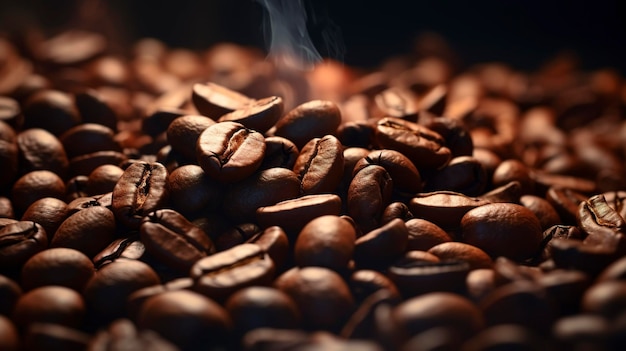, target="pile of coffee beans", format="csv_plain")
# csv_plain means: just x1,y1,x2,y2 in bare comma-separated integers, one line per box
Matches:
2,29,626,350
